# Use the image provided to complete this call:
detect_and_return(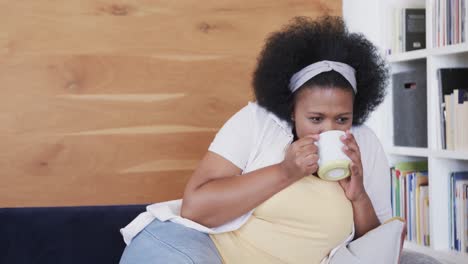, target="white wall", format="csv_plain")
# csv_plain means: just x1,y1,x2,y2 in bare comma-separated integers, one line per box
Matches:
343,0,425,145
343,0,388,143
